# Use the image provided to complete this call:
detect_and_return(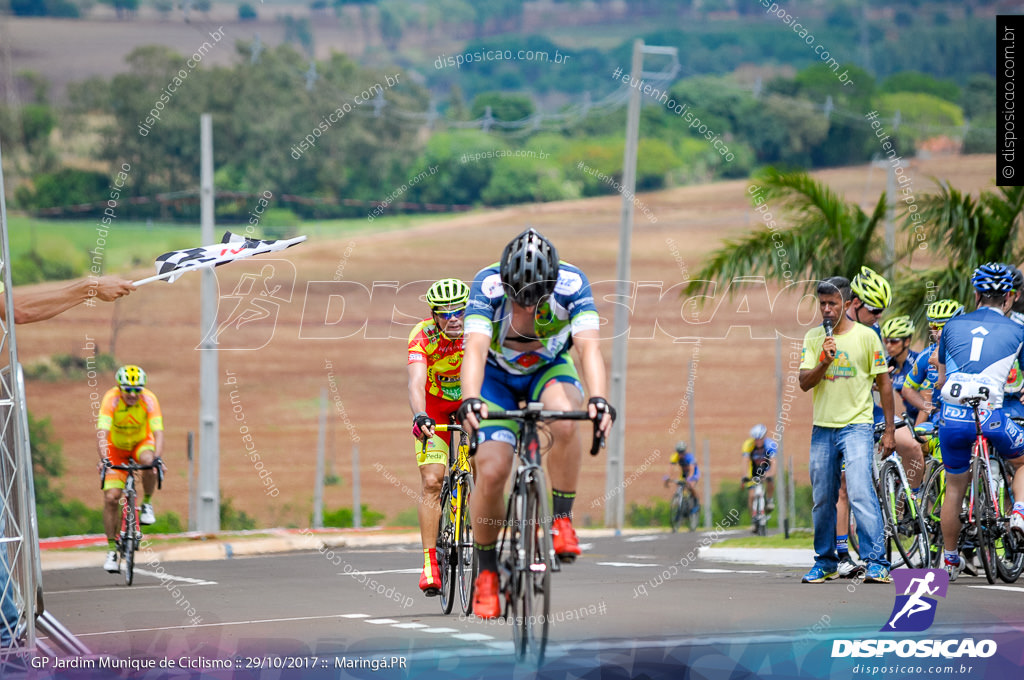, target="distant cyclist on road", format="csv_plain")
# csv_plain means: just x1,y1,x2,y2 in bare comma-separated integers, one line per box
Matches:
741,425,777,520
664,441,701,519
97,365,164,574
458,228,613,619
406,278,468,597
936,263,1024,582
